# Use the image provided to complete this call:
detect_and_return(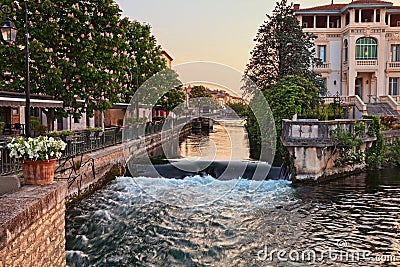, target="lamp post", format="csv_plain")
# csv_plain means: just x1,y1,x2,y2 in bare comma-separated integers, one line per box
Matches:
23,1,30,137
0,1,30,137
